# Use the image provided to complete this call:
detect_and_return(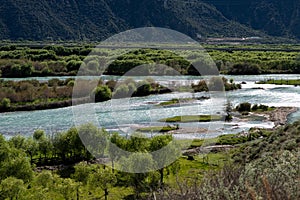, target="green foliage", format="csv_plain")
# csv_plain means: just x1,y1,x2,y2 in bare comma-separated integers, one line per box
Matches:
0,98,11,110
78,124,108,158
113,84,130,98
0,177,26,200
257,79,300,86
192,77,241,92
33,129,46,141
160,115,223,123
88,166,117,199
72,162,93,185
92,85,112,102
66,60,83,72
236,102,252,112
228,62,260,75
0,142,33,182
